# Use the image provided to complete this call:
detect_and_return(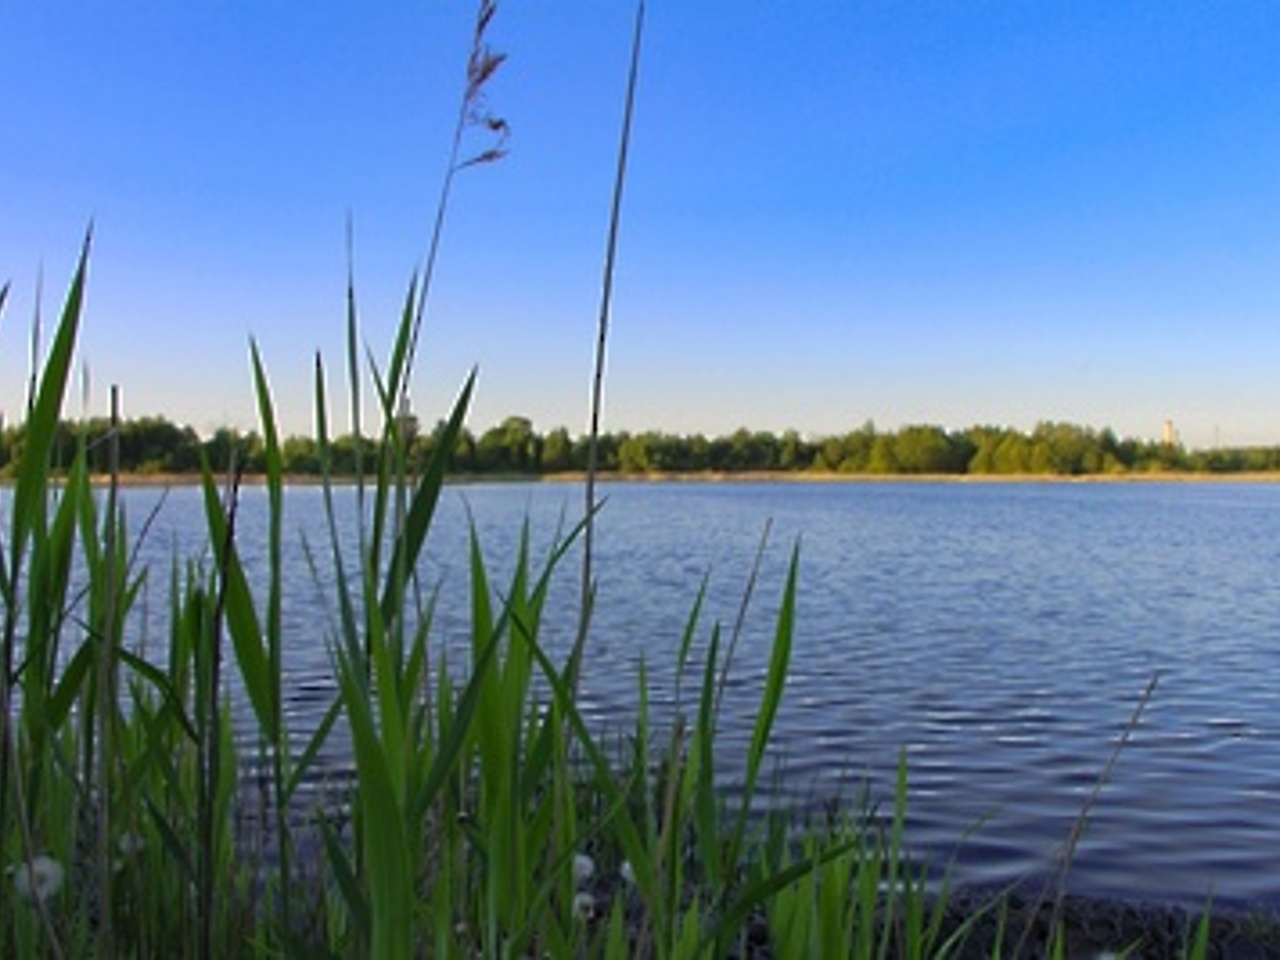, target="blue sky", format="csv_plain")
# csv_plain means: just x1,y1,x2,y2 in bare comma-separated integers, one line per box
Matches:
3,3,1280,449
